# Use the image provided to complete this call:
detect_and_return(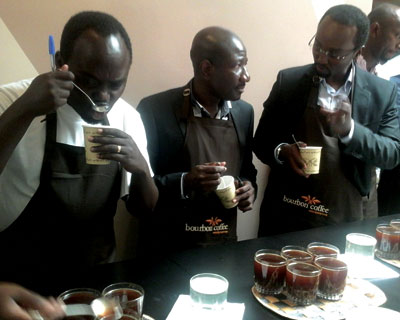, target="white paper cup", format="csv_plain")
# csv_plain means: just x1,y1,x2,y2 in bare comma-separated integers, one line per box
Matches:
83,125,111,165
215,175,237,209
190,273,228,311
299,146,322,175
